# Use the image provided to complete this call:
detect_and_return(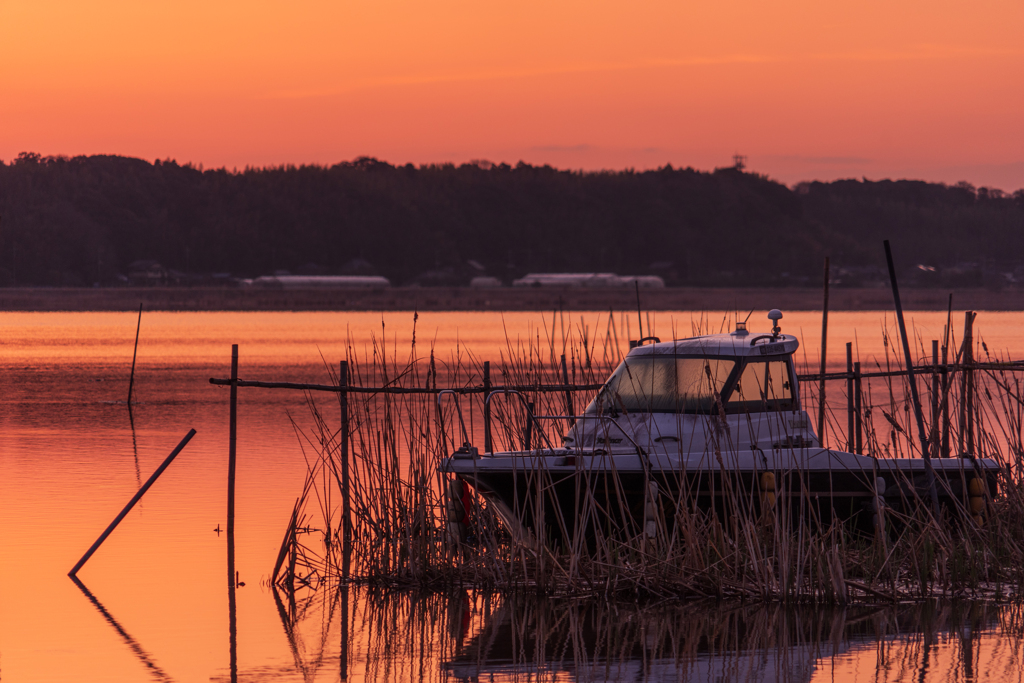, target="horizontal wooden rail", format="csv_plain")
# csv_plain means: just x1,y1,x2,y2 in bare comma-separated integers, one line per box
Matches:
209,377,605,394
211,360,1024,395
796,360,1024,383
